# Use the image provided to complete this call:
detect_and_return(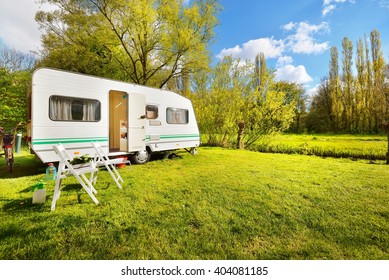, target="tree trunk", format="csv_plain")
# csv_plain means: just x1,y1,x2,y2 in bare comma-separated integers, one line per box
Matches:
237,121,246,150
